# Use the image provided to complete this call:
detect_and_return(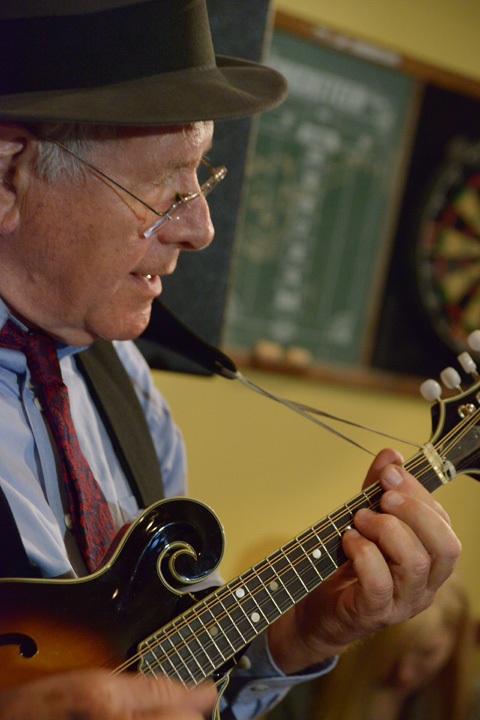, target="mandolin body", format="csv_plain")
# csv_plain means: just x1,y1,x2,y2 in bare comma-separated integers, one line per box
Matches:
0,498,224,691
